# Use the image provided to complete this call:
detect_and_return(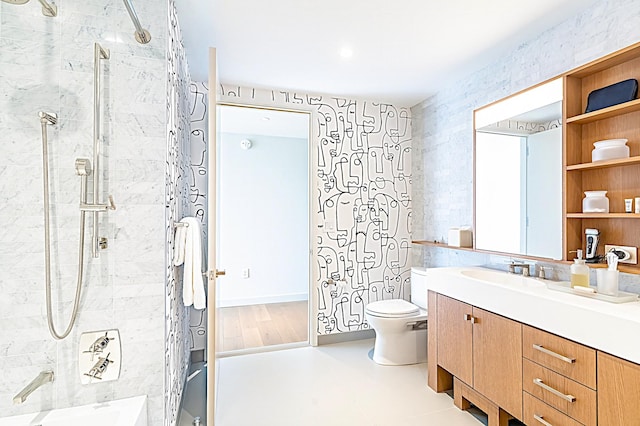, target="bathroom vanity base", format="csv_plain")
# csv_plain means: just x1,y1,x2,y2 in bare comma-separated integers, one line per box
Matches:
454,378,512,426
